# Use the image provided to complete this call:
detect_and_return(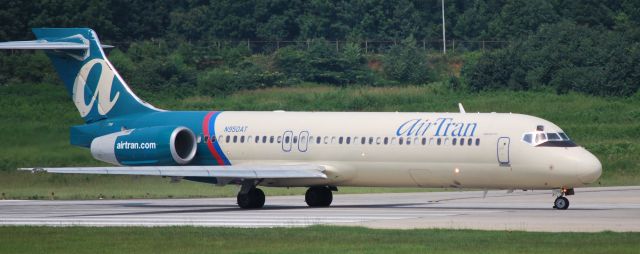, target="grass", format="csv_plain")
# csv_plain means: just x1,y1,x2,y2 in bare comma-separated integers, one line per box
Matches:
0,226,638,254
0,82,638,199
